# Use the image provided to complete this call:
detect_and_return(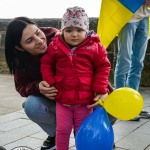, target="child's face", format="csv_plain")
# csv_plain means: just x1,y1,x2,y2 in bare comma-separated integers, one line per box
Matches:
63,27,87,46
